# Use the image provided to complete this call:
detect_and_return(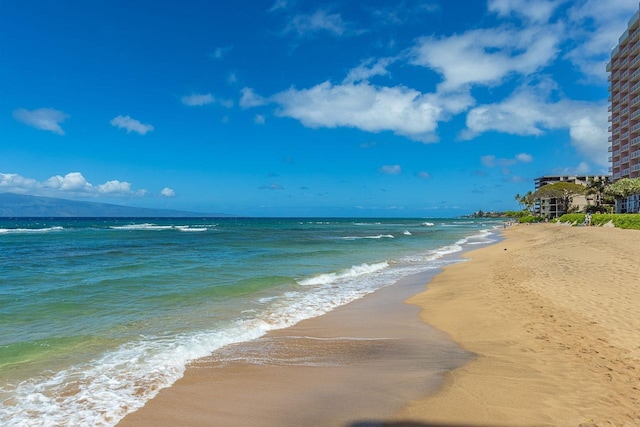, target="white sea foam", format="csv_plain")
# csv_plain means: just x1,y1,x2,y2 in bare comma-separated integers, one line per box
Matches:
0,226,64,234
109,224,208,232
403,230,412,235
421,222,434,226
297,261,390,286
338,234,394,240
